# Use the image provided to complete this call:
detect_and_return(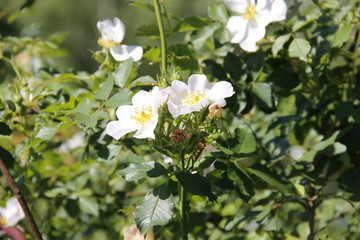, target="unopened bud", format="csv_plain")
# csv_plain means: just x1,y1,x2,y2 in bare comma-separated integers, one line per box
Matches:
209,105,223,120
170,129,188,146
